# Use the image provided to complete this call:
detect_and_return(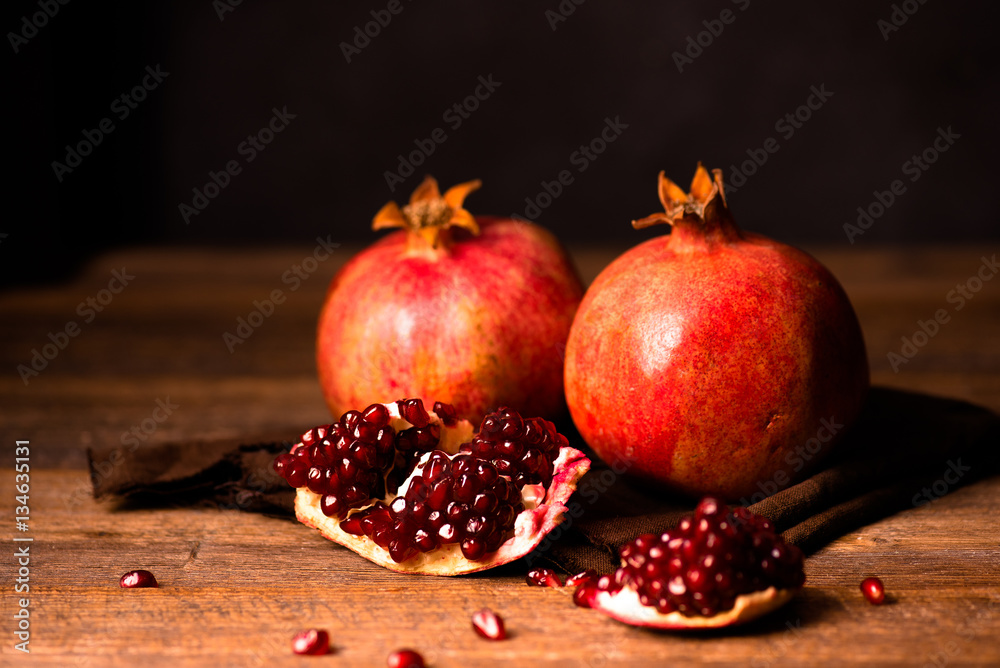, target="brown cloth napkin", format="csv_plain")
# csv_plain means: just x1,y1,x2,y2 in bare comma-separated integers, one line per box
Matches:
88,388,1000,575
